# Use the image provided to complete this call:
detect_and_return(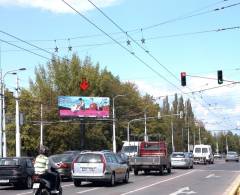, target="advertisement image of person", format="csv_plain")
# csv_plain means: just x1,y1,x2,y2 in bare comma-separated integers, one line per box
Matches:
71,98,85,112
89,98,98,110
